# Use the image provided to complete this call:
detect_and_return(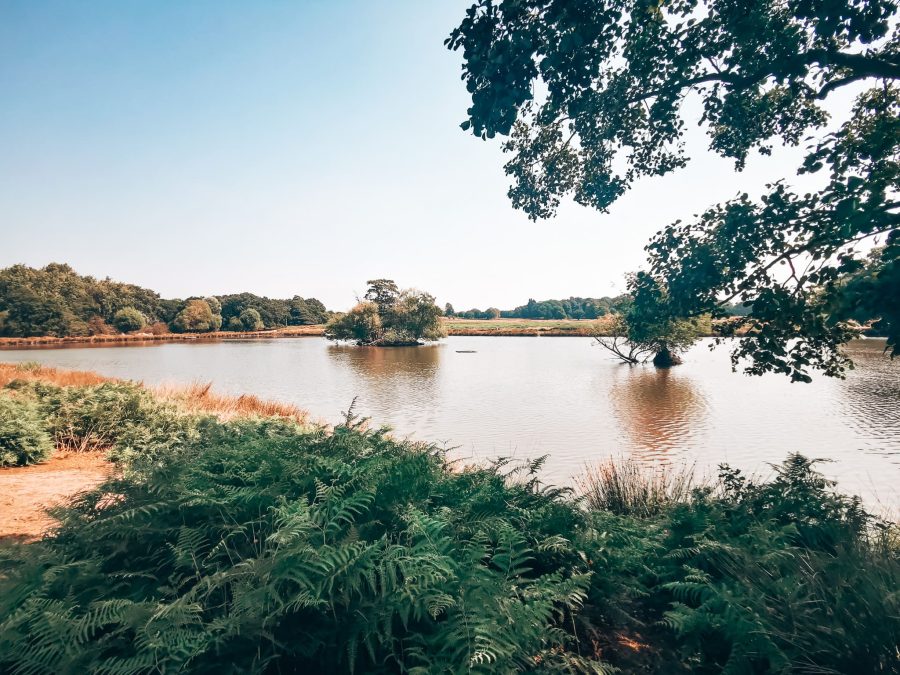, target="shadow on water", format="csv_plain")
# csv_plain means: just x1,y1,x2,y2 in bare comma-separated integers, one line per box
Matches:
609,365,709,461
